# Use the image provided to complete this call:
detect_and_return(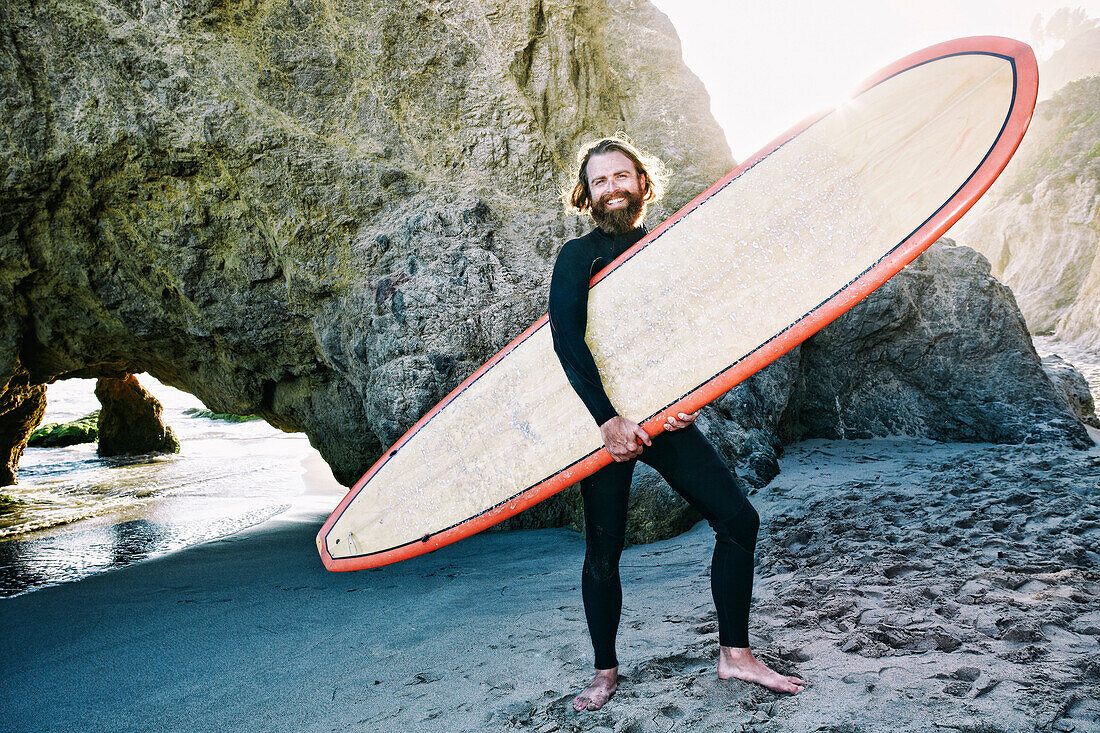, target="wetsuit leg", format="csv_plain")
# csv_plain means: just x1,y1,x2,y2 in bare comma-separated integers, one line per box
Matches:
640,424,759,648
579,458,635,669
